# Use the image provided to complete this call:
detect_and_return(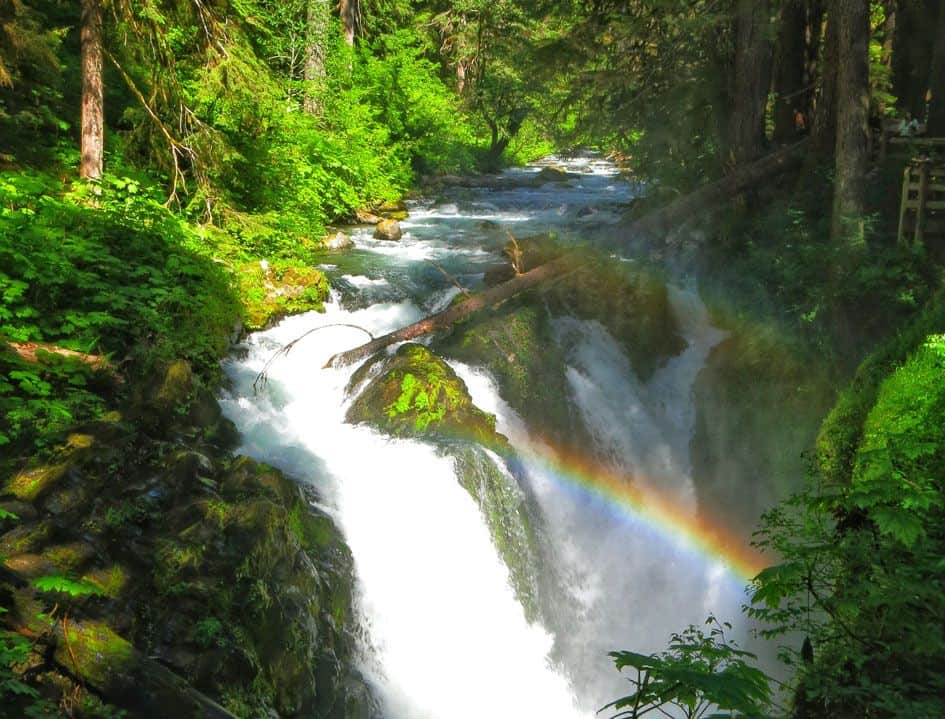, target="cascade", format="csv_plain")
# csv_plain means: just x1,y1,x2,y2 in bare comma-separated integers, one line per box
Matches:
221,154,766,717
